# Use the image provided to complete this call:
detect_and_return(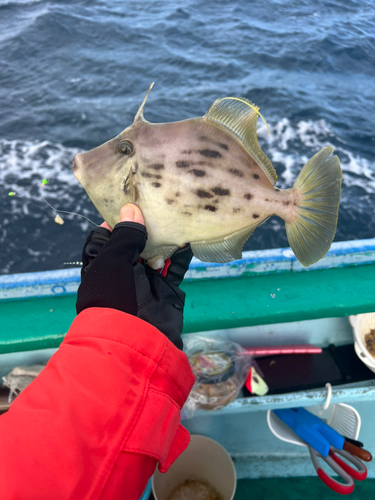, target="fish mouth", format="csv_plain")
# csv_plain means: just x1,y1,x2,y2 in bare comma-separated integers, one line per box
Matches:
72,153,85,177
72,156,78,172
